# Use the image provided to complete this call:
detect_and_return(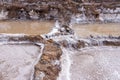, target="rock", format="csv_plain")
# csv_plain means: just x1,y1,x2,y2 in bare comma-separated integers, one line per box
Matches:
29,10,39,20
72,40,85,49
0,9,8,20
103,41,120,46
60,40,68,47
58,39,85,49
